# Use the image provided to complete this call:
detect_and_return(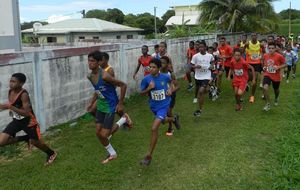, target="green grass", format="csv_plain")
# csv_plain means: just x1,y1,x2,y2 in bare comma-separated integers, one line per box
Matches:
1,73,300,189
277,23,300,36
